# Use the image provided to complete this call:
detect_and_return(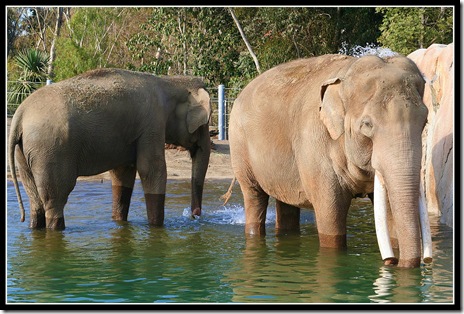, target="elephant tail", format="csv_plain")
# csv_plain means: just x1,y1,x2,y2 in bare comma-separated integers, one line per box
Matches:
8,115,26,222
220,177,237,205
